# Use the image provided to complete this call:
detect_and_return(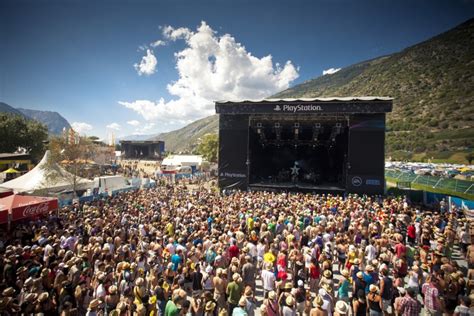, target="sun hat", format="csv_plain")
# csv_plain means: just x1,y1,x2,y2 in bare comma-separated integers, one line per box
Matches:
268,291,276,300
89,298,101,310
297,280,304,287
353,258,360,265
314,295,324,307
38,292,49,302
341,269,349,278
286,295,295,306
24,293,38,303
323,270,332,278
109,285,118,294
366,265,374,272
284,282,293,289
335,300,349,314
356,271,364,279
397,287,406,295
369,284,379,293
322,283,332,293
205,301,217,311
2,287,15,297
232,273,241,282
